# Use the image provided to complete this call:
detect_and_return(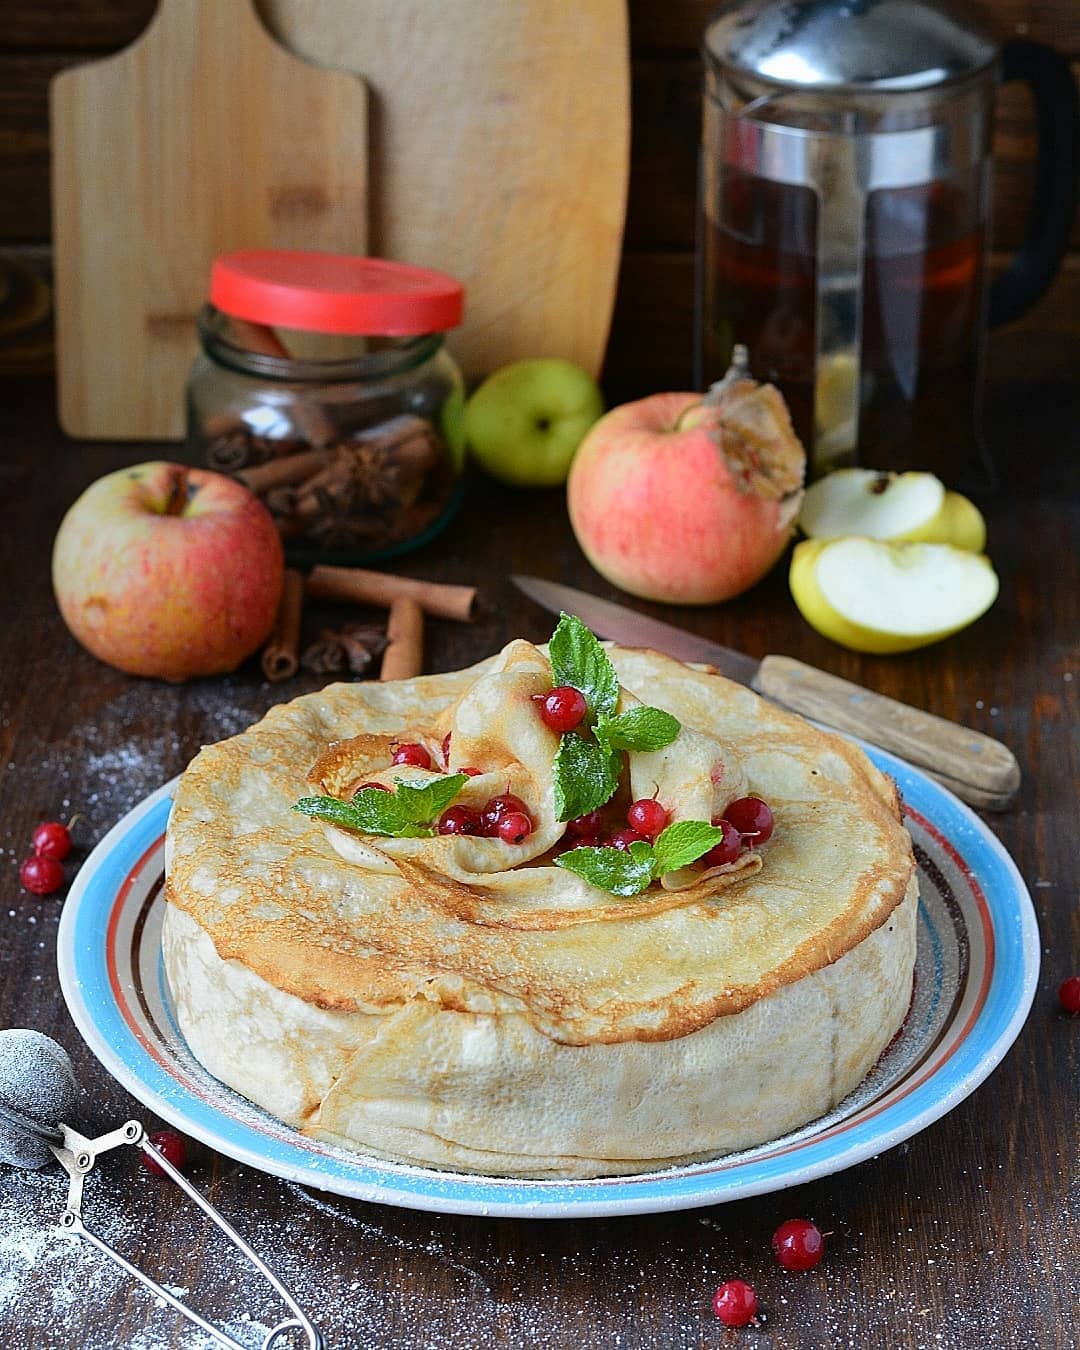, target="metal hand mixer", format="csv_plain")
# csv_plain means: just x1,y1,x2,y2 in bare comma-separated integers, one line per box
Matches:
0,1028,325,1350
